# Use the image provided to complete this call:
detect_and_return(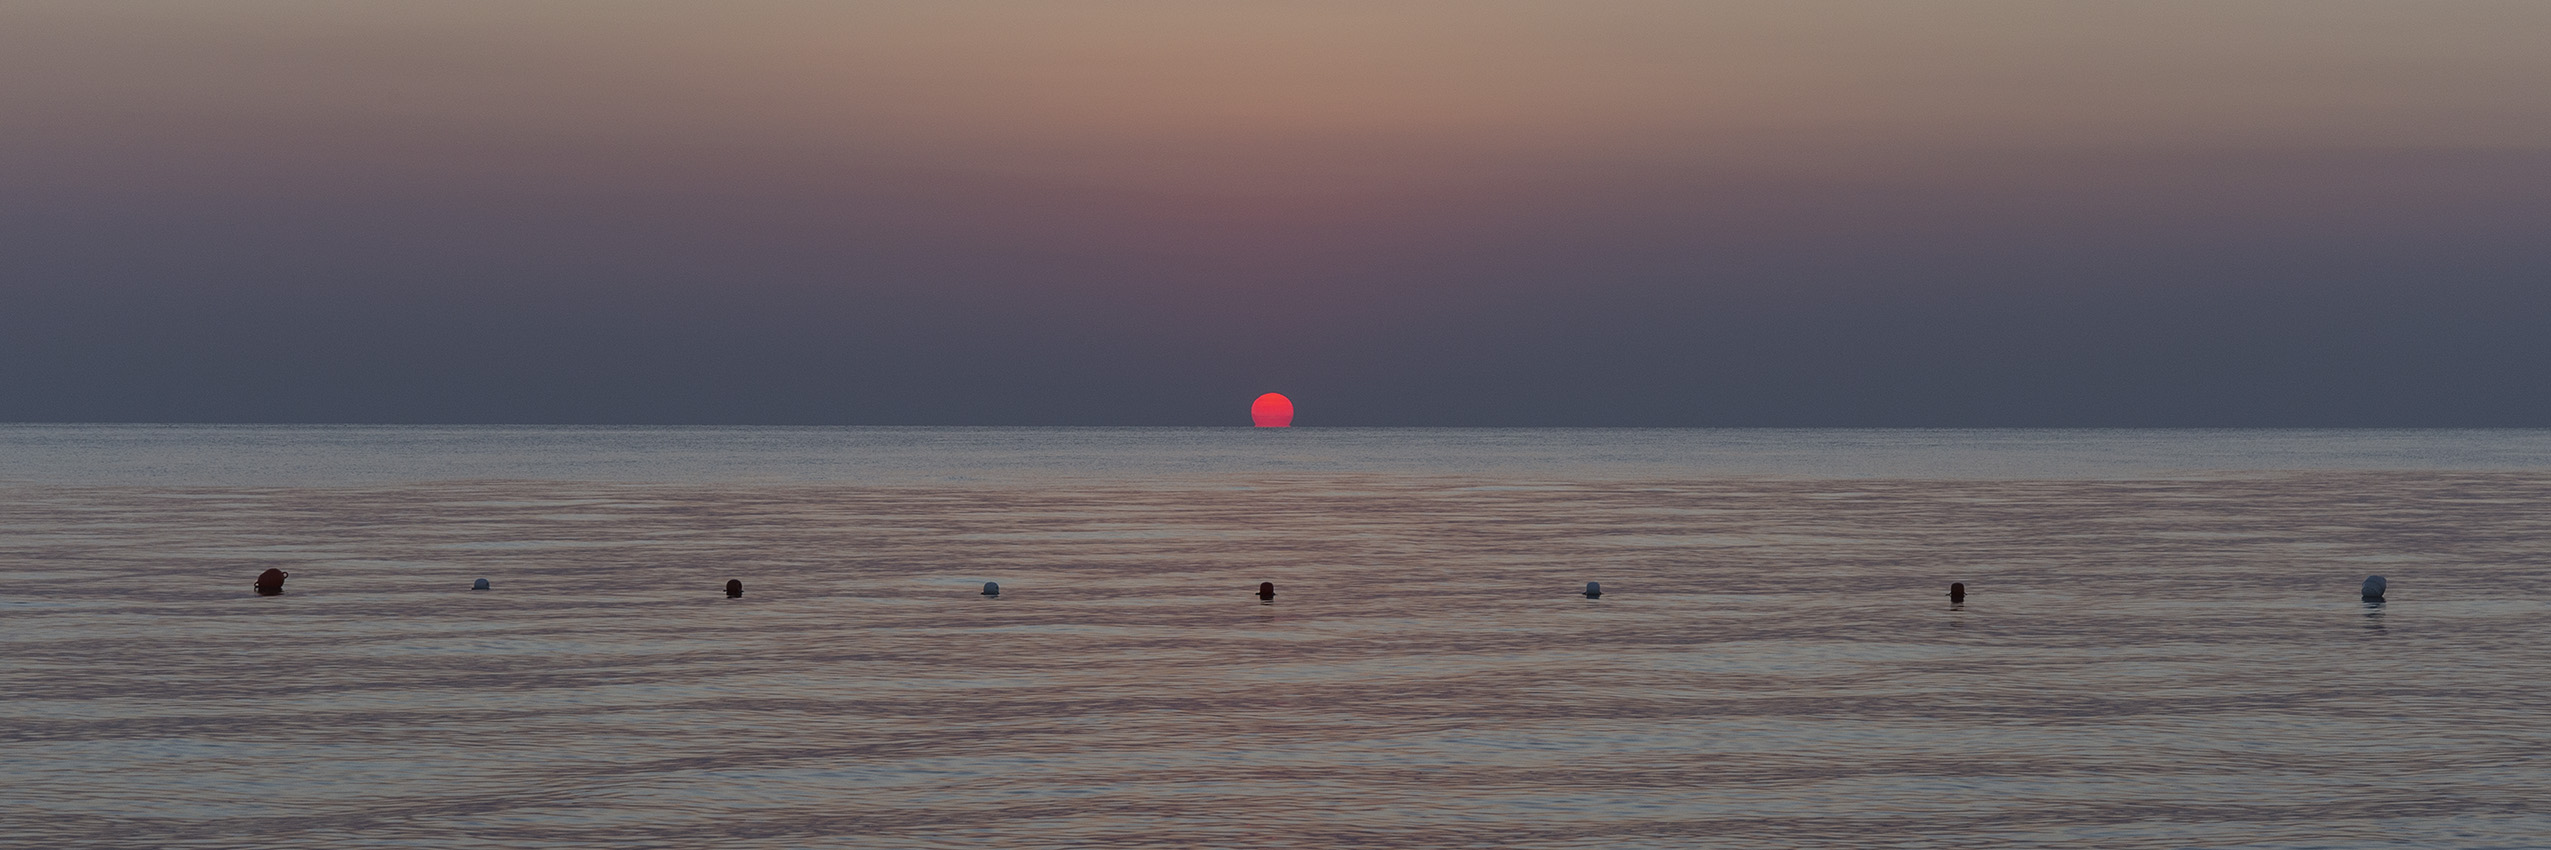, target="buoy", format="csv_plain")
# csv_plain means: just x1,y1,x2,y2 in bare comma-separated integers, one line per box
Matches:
2362,575,2387,601
725,579,743,598
254,568,288,596
1583,581,1602,599
1948,582,1966,603
982,581,1000,596
1258,581,1276,600
471,578,490,591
